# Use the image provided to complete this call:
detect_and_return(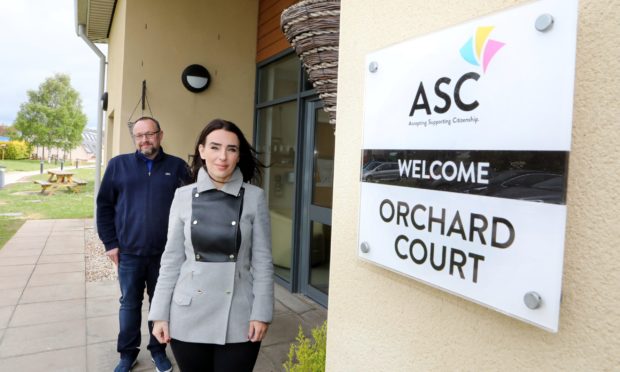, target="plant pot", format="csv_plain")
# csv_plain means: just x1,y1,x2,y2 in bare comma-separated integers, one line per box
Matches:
281,0,340,124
